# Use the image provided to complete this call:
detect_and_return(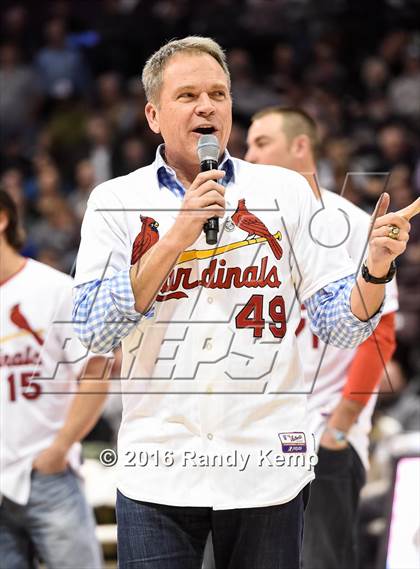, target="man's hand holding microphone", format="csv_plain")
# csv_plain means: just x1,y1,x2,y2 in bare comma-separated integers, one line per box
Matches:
172,134,225,248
